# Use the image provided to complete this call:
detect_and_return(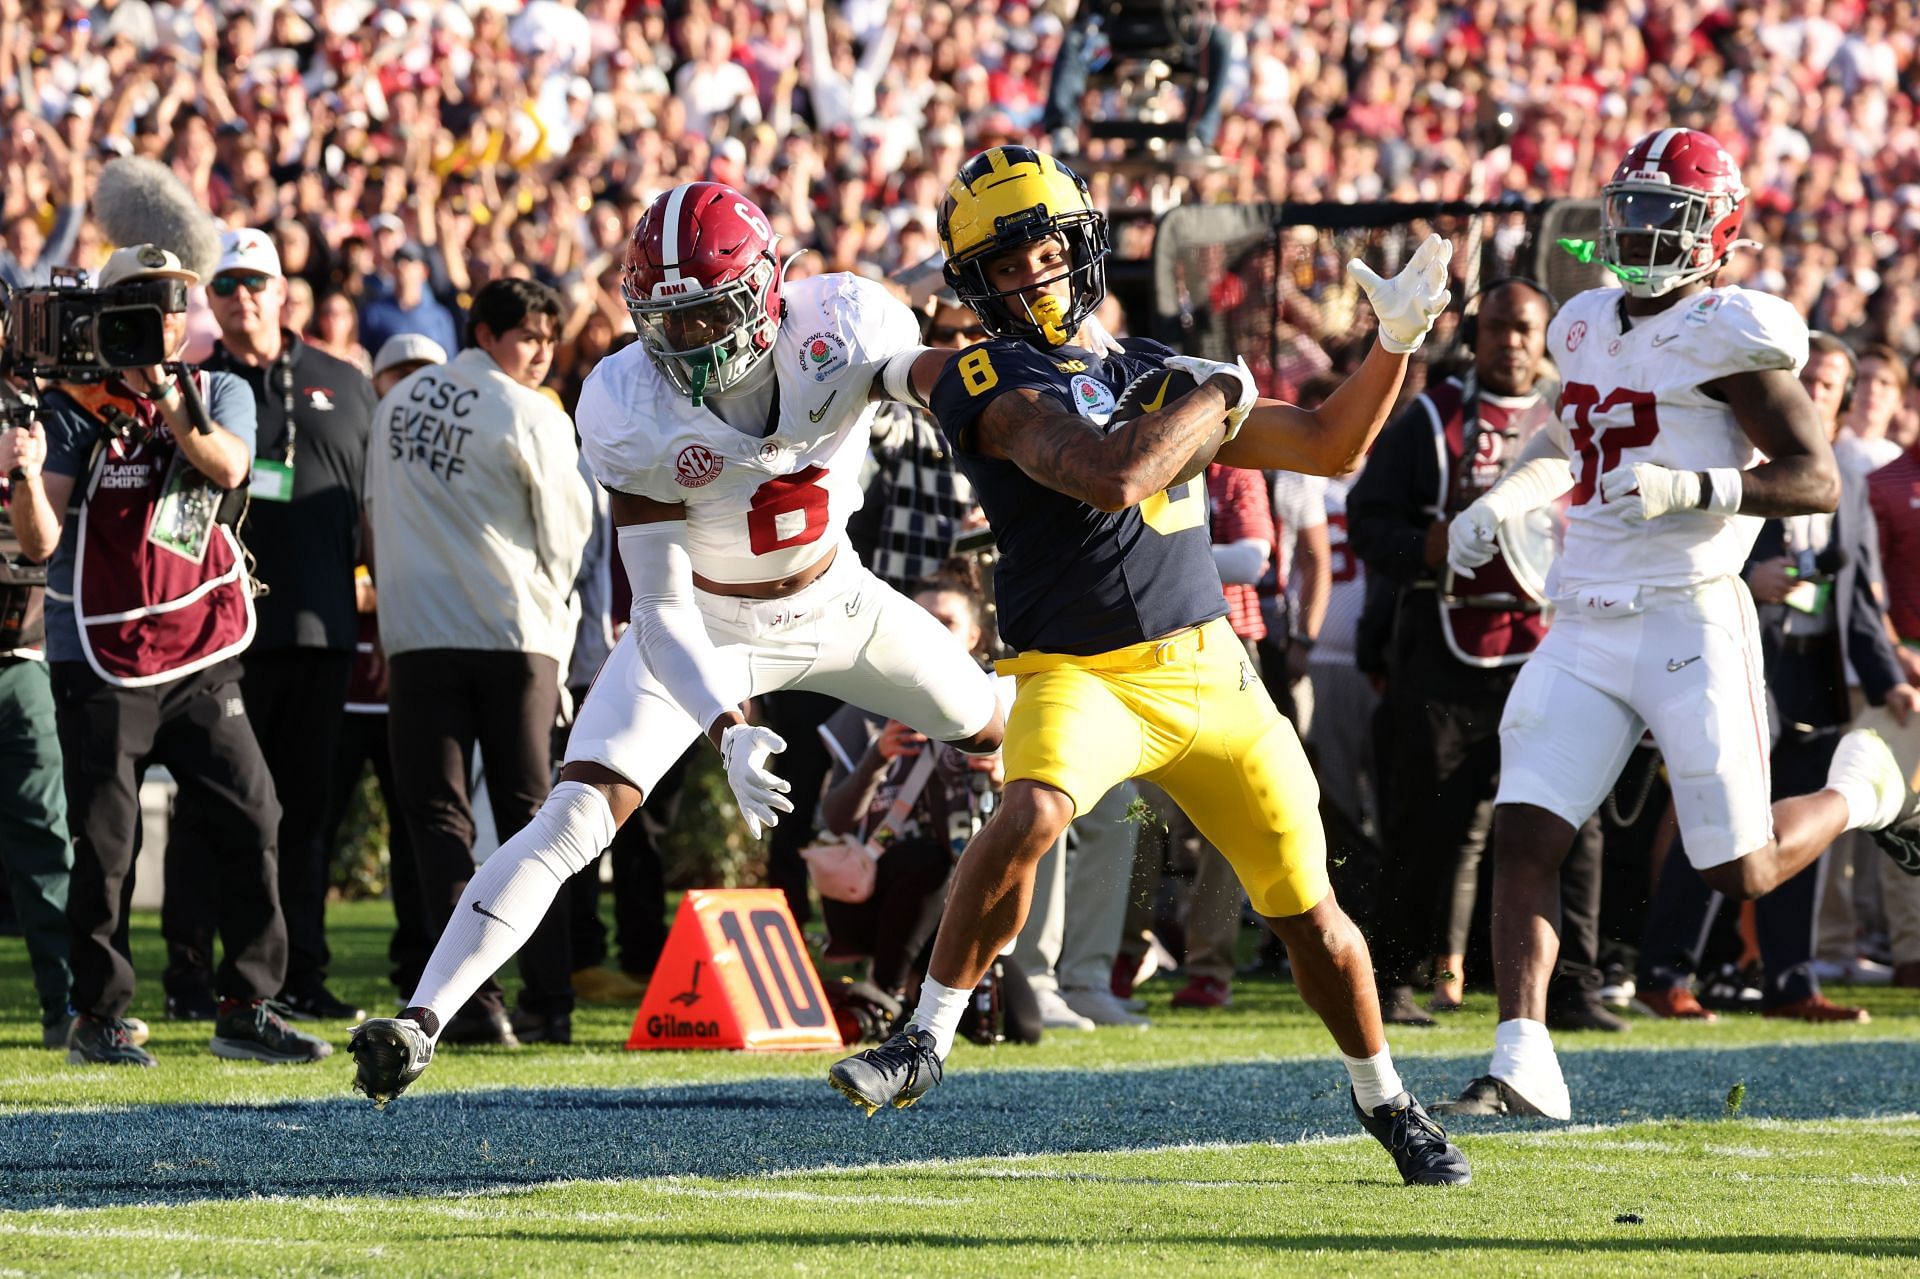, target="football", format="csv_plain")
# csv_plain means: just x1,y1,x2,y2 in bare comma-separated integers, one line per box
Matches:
1109,364,1228,489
